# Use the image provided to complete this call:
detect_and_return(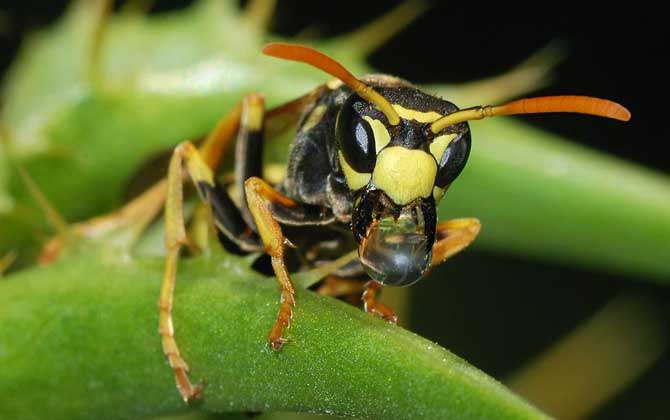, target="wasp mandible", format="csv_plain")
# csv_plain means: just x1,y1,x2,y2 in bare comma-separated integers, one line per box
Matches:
158,42,630,402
